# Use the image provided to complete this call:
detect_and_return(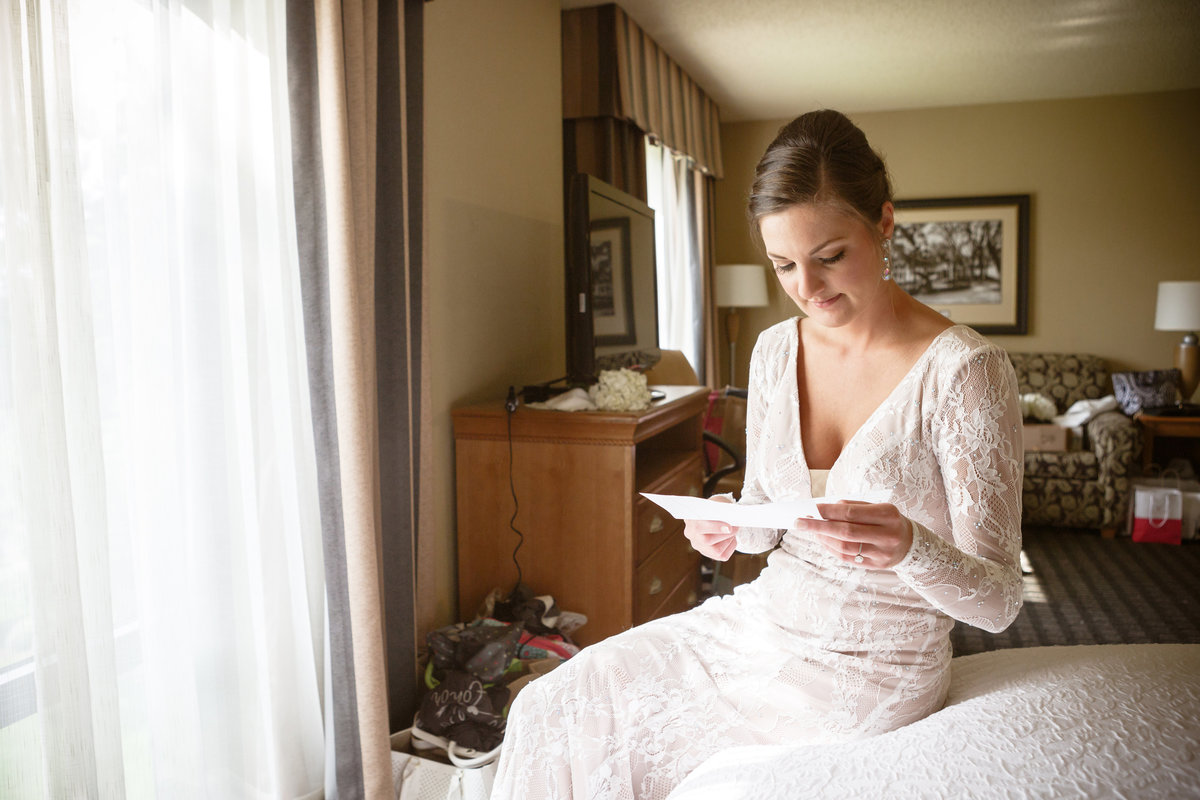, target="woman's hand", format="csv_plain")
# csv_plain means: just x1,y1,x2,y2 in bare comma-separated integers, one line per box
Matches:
683,496,739,561
802,501,914,568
